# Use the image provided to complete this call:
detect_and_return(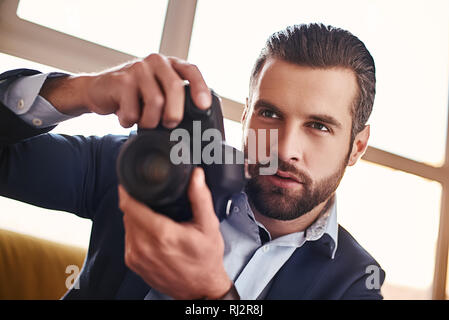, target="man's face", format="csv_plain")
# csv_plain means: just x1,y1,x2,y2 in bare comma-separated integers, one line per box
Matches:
243,58,359,221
